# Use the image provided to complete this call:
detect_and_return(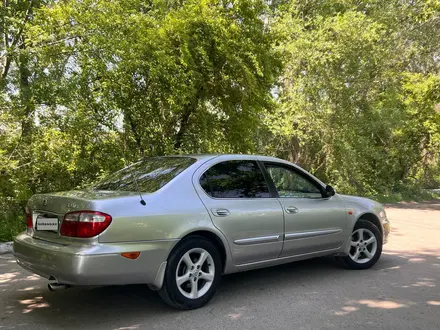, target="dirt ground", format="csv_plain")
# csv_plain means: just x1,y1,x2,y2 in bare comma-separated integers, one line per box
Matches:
384,200,440,255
